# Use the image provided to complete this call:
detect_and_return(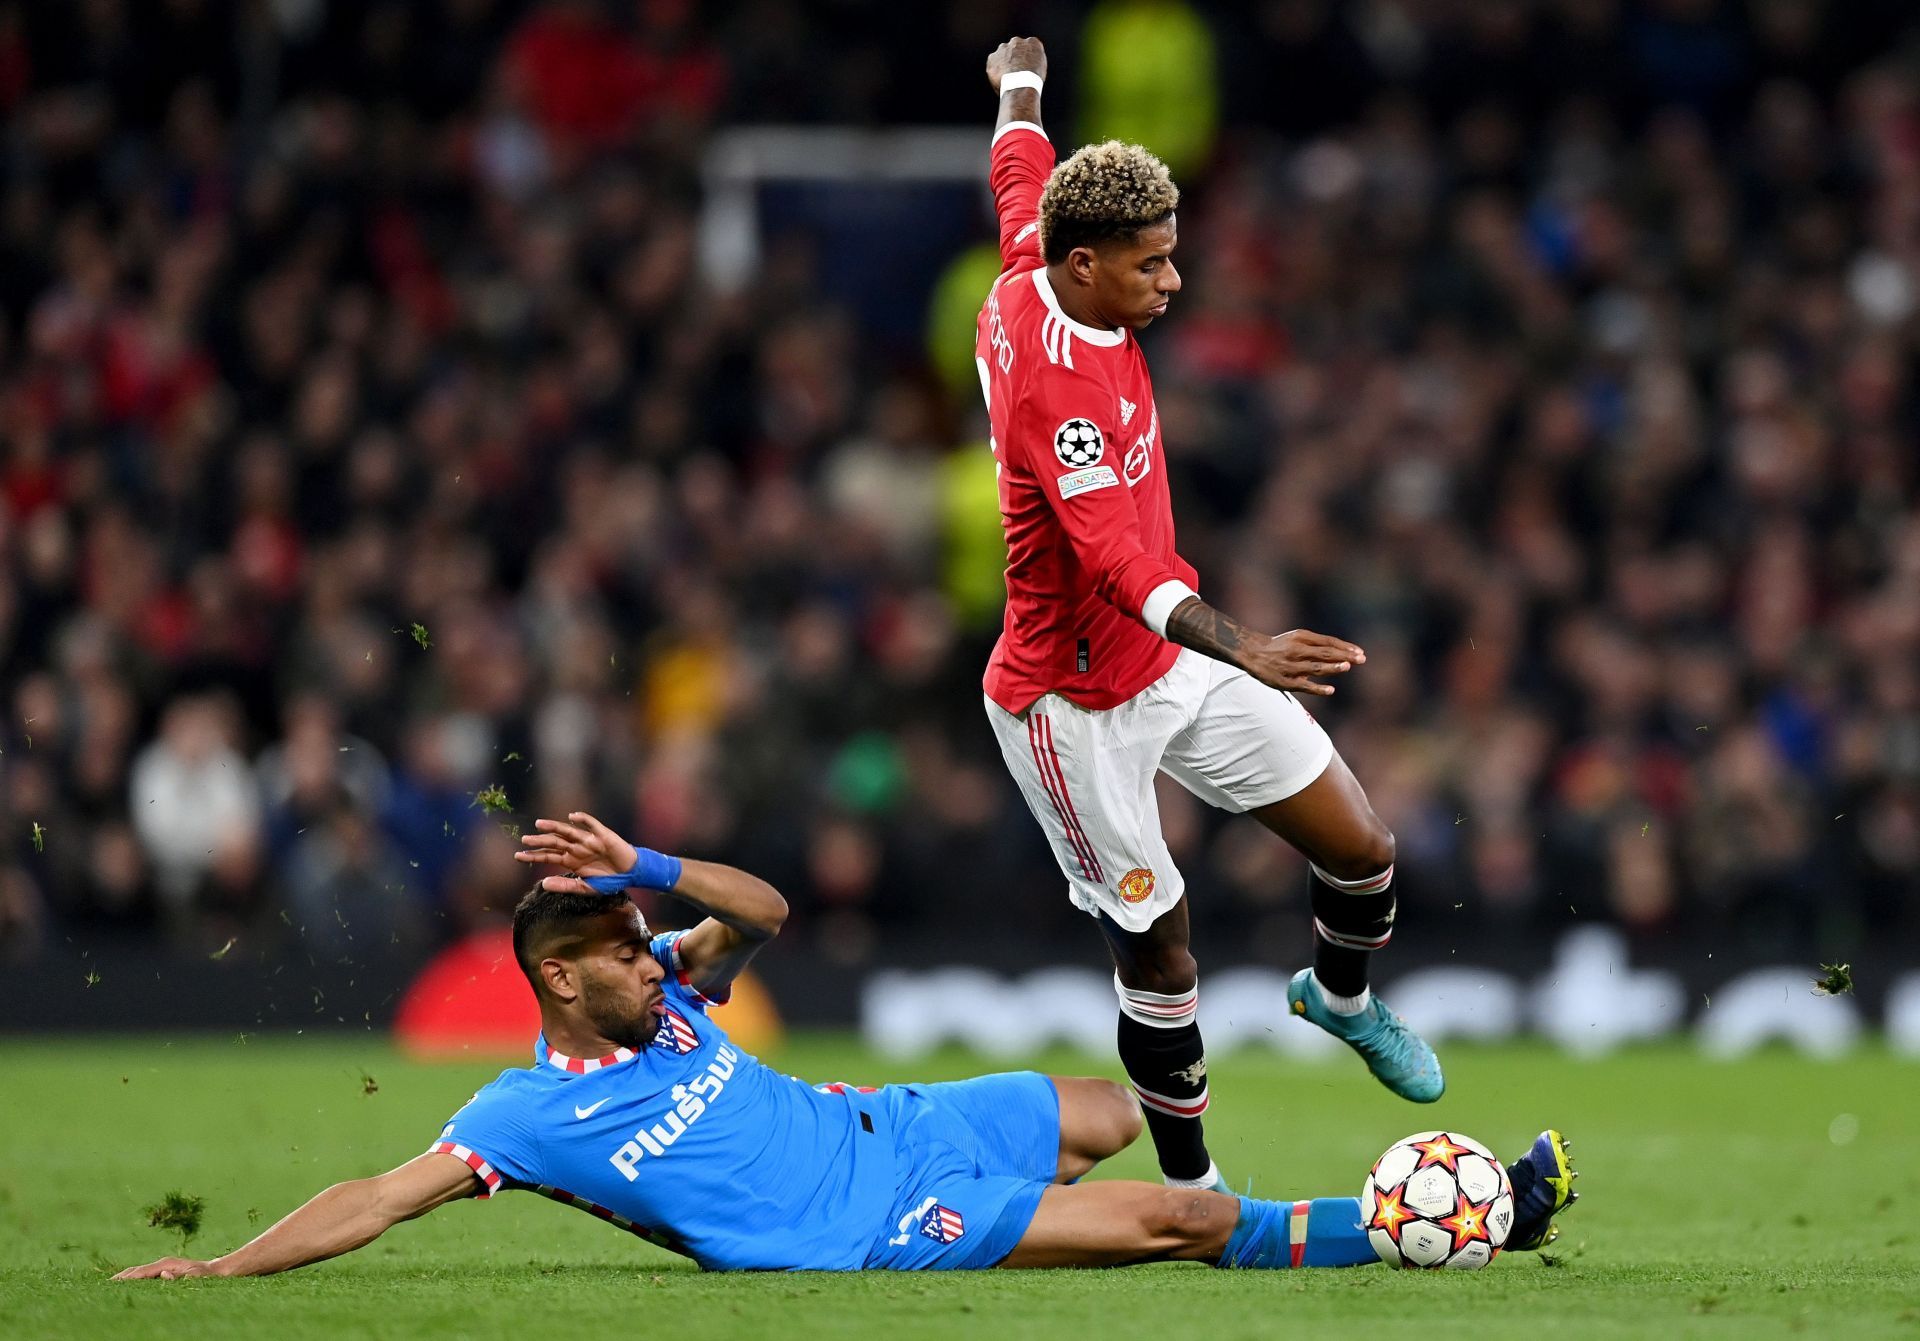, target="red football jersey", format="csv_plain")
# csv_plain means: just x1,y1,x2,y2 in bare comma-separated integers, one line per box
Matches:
976,122,1197,715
